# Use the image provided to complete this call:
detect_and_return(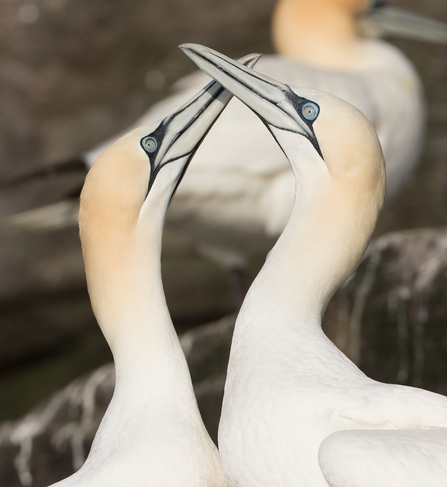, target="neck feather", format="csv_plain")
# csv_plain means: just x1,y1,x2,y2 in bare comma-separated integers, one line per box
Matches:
235,175,380,355
79,186,194,400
